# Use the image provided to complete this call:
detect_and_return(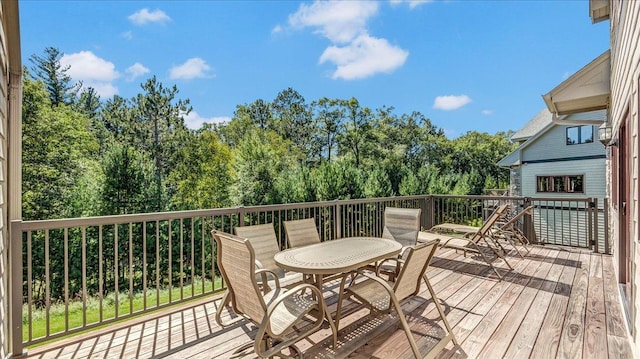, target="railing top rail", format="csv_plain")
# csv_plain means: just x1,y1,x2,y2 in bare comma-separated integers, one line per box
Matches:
14,194,602,232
